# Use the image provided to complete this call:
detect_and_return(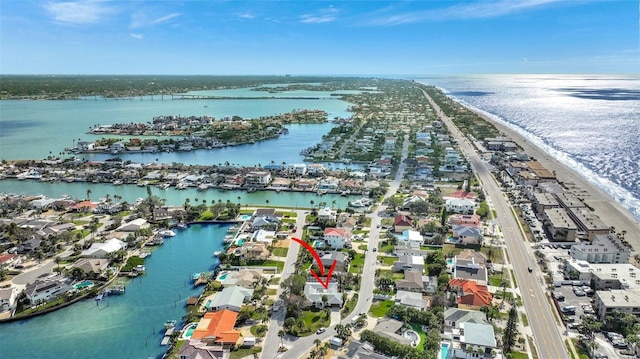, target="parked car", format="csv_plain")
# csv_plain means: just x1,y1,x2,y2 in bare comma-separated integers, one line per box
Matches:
316,327,326,334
